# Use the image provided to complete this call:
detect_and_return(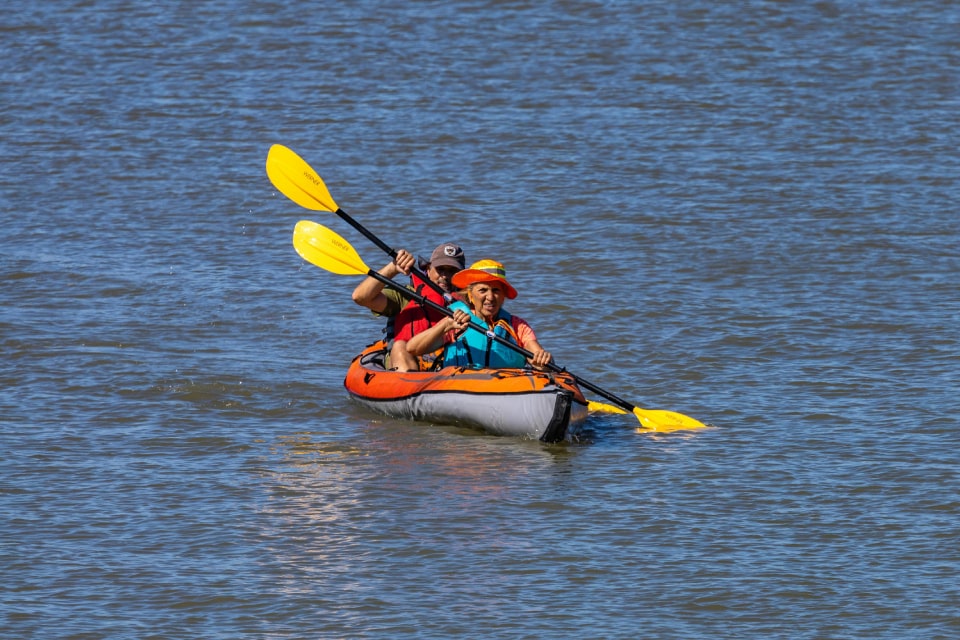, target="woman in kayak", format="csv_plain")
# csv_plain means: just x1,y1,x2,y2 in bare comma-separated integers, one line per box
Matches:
407,259,553,369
